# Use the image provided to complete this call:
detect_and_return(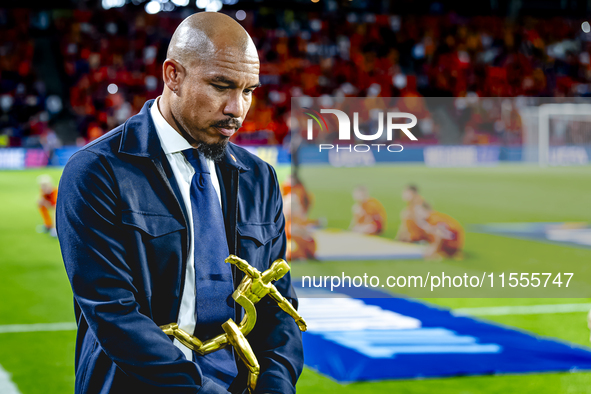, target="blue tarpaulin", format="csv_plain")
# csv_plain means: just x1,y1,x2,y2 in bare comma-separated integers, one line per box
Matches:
298,286,591,382
471,222,591,249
